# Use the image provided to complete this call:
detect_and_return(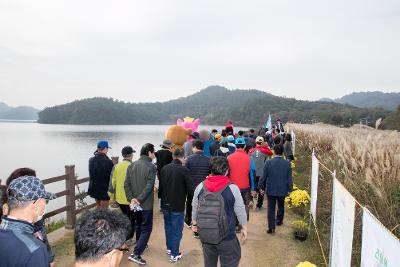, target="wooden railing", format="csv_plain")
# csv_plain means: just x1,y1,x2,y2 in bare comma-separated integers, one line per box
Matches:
35,156,118,229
